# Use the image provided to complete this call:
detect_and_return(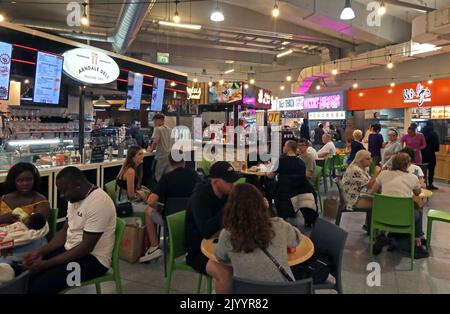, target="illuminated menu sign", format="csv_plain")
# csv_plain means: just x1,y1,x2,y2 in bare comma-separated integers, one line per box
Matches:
309,110,346,120
33,52,64,104
275,92,344,111
403,83,431,107
0,41,12,100
243,85,272,109
126,72,144,110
